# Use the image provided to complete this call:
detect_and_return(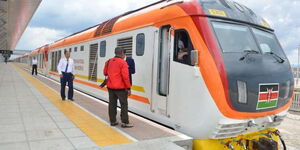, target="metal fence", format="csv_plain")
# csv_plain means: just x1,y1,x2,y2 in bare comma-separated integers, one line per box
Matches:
290,91,300,111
